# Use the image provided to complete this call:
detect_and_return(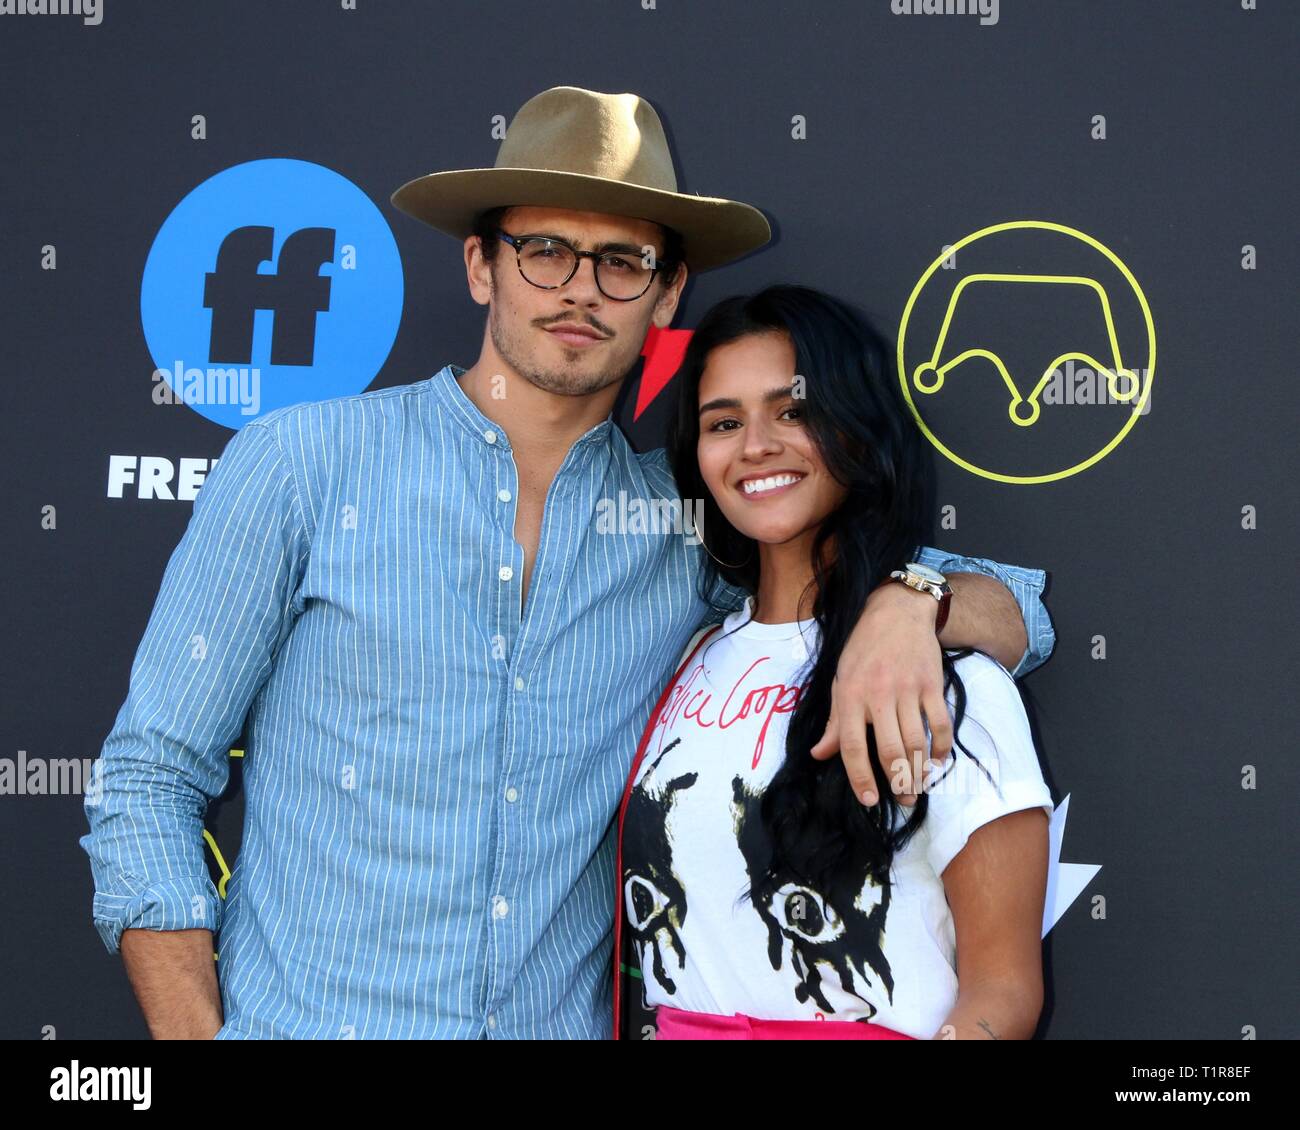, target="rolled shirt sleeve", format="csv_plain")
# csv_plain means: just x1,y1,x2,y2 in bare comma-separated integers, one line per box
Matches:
913,544,1054,678
703,571,750,622
80,418,309,954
